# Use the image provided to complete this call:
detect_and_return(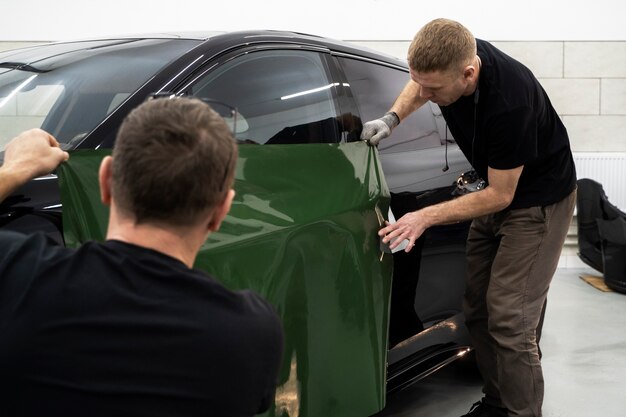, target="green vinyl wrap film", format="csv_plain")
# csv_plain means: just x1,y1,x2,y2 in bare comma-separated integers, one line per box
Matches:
58,142,393,417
